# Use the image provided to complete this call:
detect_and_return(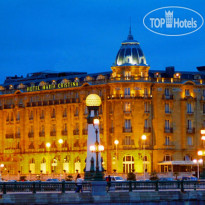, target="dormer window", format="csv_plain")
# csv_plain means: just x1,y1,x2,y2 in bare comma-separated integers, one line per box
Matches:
154,72,161,78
